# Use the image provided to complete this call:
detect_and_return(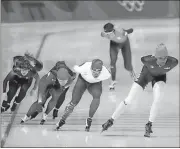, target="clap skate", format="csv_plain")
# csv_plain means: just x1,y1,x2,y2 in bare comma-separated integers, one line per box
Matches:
11,102,18,112
1,100,10,113
40,119,46,125
20,115,31,124
109,81,117,90
20,119,25,124
53,109,58,119
101,118,114,133
144,123,153,137
1,107,7,113
85,118,92,132
55,119,65,131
